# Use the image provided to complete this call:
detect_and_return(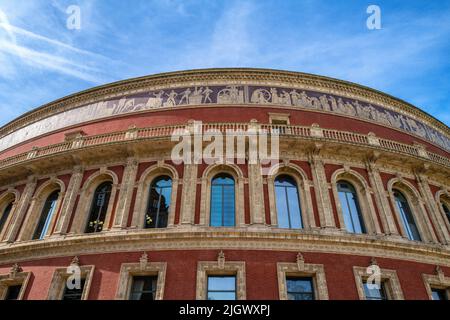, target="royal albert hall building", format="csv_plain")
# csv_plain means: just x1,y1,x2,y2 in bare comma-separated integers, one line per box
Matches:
0,68,449,301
